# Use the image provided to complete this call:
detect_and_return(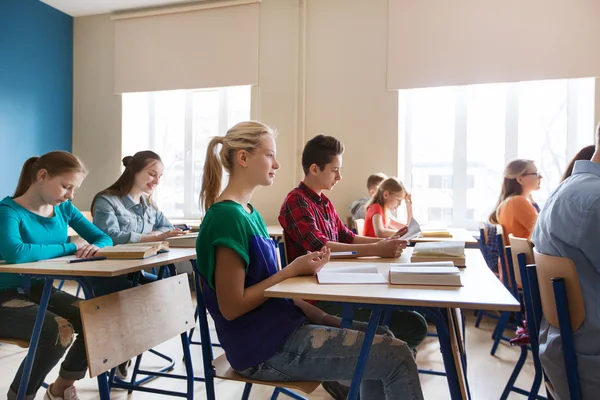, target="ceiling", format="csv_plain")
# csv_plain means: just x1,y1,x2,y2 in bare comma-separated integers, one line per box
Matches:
40,0,203,17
